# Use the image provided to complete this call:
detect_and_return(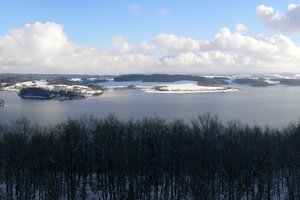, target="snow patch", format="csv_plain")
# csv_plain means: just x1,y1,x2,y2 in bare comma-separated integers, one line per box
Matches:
4,80,103,97
68,78,82,82
143,83,238,94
